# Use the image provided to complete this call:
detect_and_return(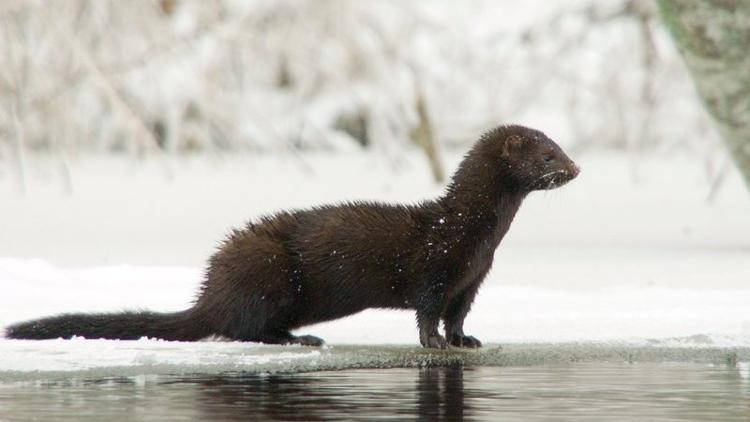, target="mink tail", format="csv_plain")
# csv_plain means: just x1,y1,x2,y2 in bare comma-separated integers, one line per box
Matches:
4,309,211,341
